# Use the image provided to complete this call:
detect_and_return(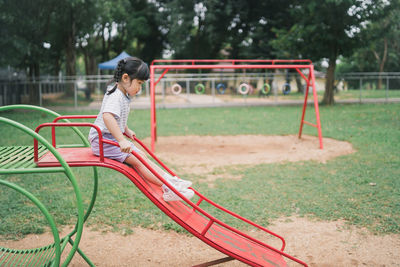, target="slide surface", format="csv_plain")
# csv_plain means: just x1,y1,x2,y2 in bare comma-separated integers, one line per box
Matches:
38,146,307,267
